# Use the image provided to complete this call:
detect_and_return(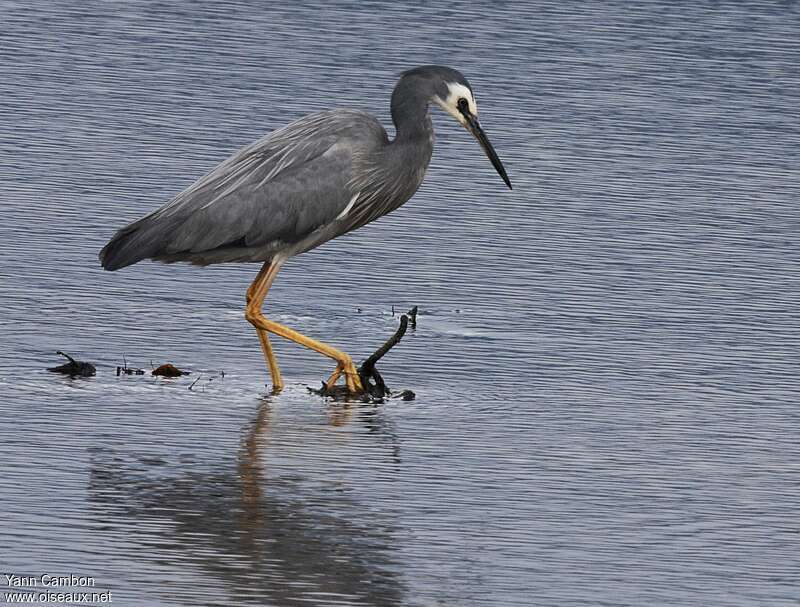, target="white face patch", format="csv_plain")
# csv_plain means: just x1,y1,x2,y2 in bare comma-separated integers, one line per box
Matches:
433,82,478,126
